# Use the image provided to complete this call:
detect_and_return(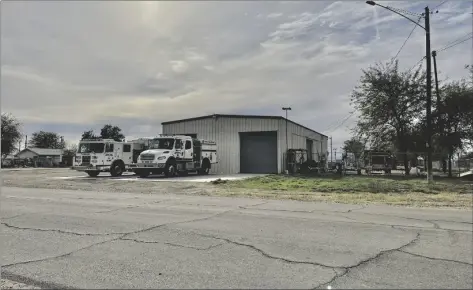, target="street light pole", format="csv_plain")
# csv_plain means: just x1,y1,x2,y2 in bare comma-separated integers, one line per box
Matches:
366,1,433,183
282,107,292,153
424,6,433,182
